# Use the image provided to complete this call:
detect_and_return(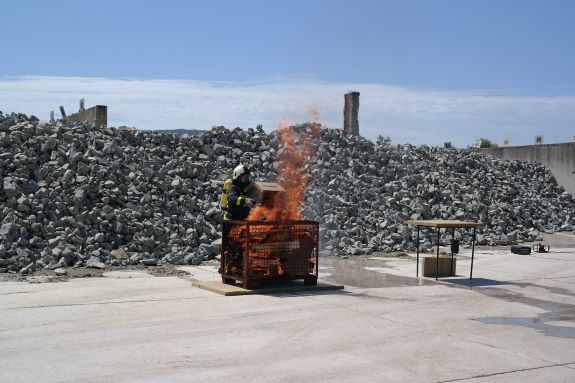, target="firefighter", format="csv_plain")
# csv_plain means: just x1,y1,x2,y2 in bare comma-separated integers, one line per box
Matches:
224,164,256,220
